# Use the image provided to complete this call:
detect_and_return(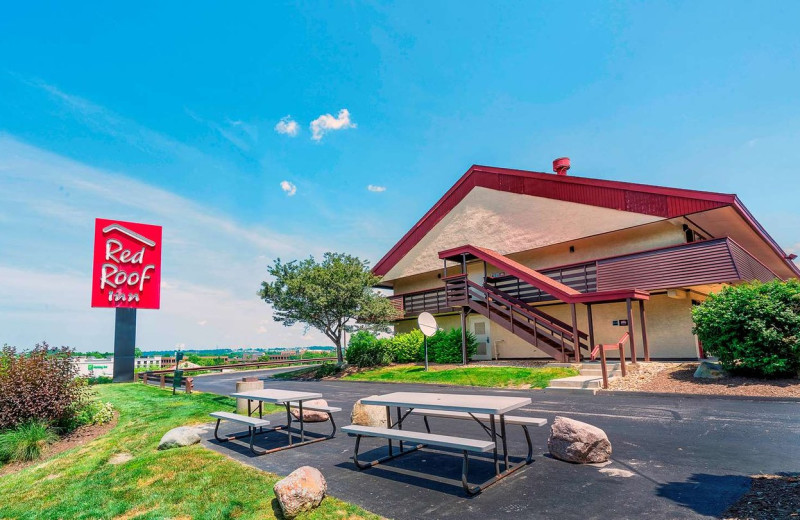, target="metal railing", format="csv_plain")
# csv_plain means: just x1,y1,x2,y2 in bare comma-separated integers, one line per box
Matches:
590,332,630,389
135,357,332,391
